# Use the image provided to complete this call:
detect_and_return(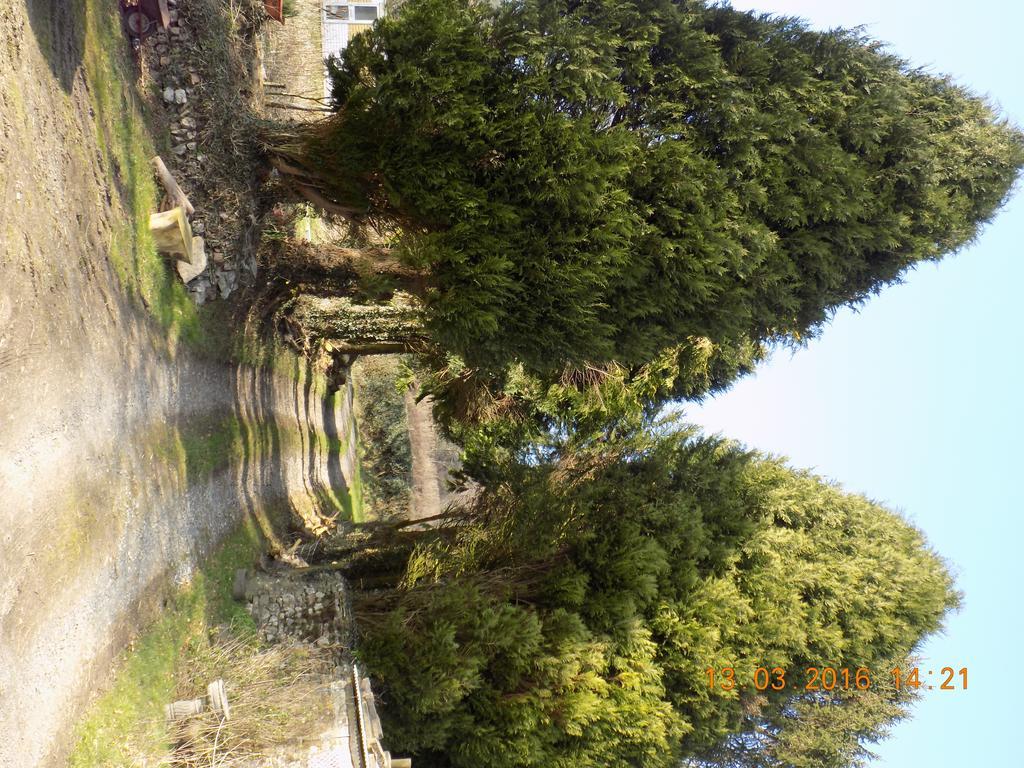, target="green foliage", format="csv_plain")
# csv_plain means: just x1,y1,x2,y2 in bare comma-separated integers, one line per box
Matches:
420,335,765,477
352,356,414,518
362,582,685,768
278,5,1002,759
686,655,919,768
357,430,957,767
286,0,1023,377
